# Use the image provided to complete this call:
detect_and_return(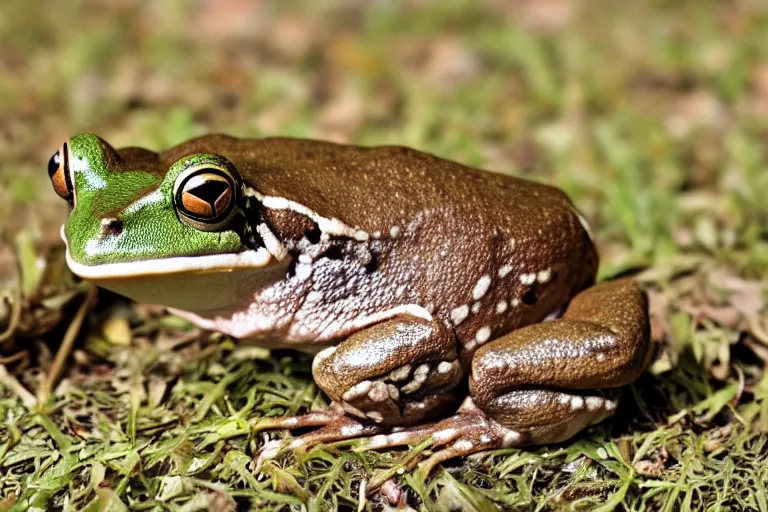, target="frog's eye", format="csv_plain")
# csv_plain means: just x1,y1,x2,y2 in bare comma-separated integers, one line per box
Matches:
48,143,72,201
174,166,237,231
